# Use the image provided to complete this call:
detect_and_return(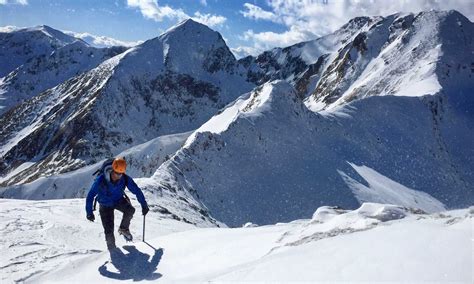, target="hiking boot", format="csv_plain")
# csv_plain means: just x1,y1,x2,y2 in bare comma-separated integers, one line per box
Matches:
118,228,133,241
